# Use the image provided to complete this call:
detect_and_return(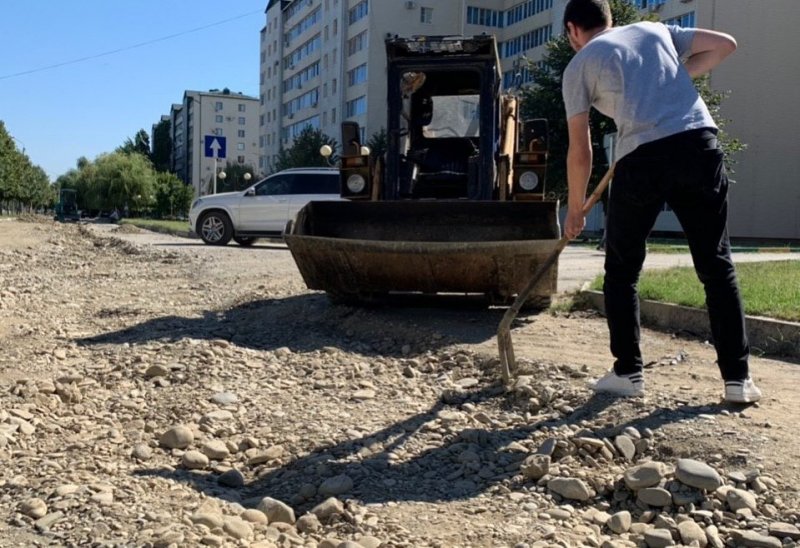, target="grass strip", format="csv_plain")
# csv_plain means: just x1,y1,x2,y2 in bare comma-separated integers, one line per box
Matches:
590,260,800,322
120,218,191,234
